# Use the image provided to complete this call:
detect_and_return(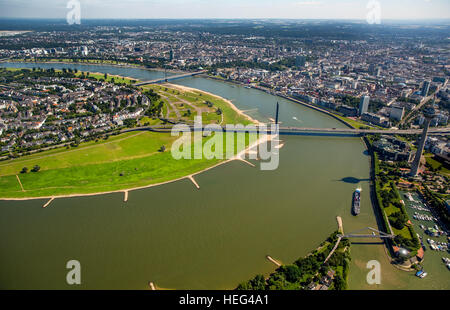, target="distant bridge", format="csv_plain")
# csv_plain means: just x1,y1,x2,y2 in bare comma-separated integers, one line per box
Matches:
135,70,207,86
